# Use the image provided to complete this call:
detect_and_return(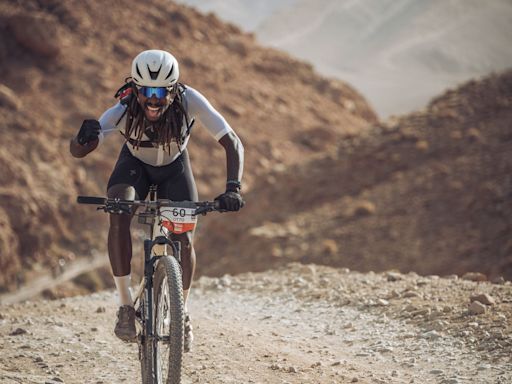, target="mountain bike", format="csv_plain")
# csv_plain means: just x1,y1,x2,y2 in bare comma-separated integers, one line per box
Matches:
77,186,221,384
